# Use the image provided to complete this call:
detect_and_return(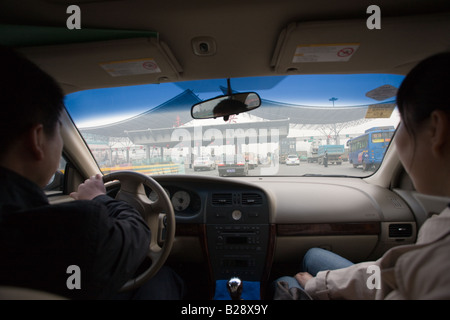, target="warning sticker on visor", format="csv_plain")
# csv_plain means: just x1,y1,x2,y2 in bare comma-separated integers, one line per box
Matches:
100,58,161,77
292,43,359,63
